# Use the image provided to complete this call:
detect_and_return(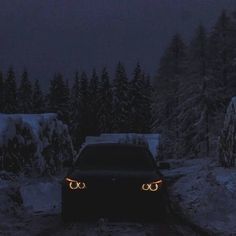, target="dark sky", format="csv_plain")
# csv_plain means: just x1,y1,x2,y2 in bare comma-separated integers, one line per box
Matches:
0,0,236,87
